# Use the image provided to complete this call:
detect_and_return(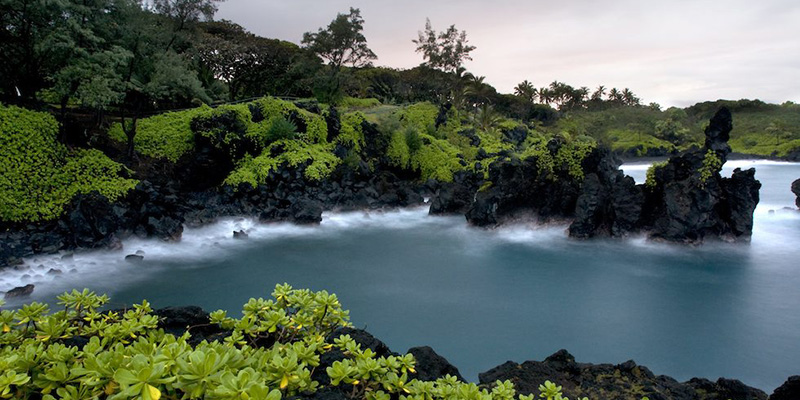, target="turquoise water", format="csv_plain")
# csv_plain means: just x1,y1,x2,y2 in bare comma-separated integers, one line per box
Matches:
3,160,799,392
